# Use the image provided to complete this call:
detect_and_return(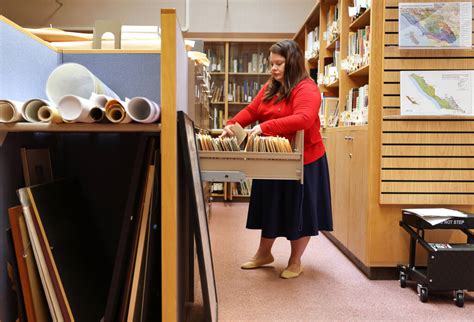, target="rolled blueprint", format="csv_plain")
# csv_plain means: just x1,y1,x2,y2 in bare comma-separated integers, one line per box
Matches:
125,97,161,123
57,95,96,123
46,63,120,106
22,99,51,122
0,100,24,123
37,105,62,123
105,99,132,123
